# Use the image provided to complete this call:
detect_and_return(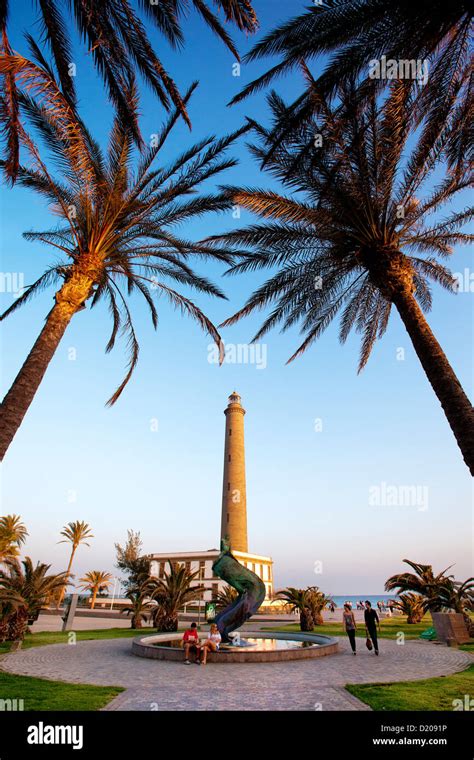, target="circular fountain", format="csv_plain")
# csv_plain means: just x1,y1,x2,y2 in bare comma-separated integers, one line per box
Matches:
132,630,338,663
